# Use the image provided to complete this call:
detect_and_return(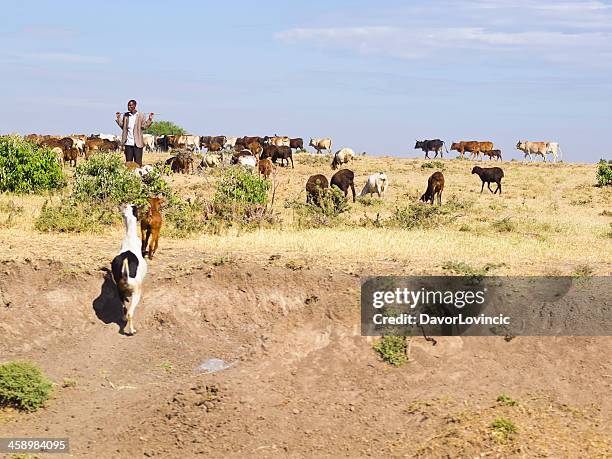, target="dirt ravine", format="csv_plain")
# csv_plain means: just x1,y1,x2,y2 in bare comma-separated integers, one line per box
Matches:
0,259,610,458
